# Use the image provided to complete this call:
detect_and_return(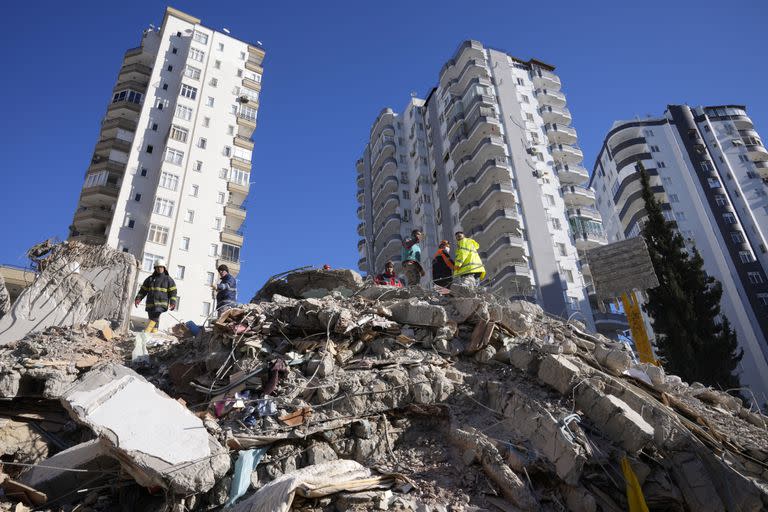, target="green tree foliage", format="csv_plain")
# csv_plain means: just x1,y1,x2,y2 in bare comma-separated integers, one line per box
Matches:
638,162,742,390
